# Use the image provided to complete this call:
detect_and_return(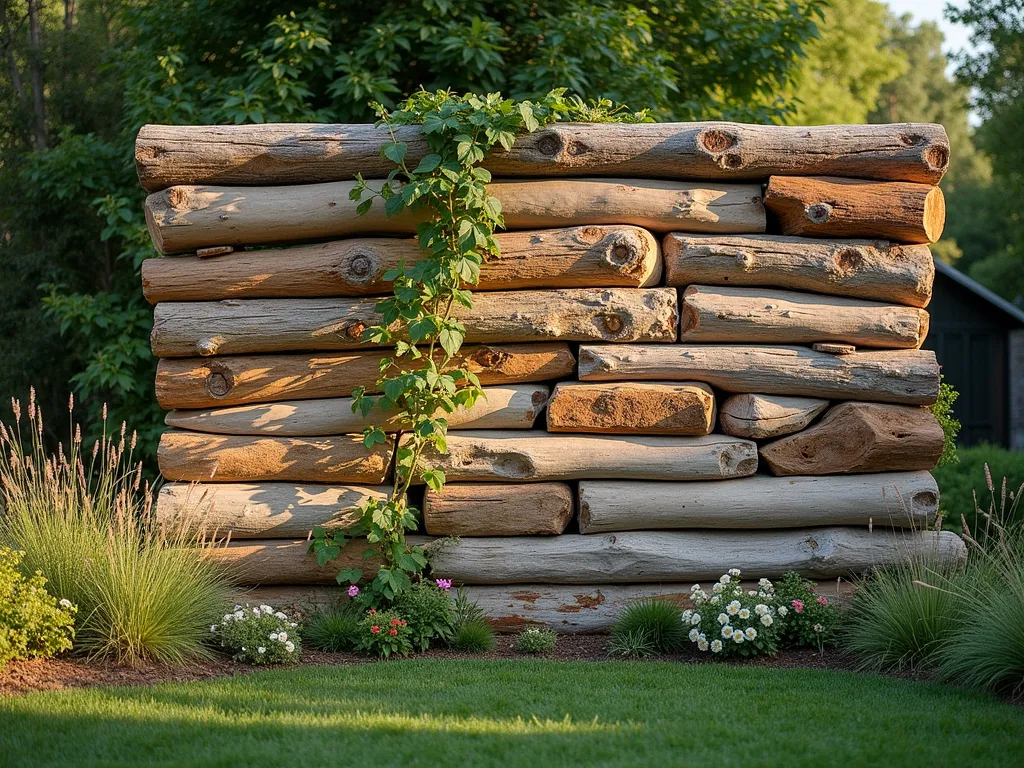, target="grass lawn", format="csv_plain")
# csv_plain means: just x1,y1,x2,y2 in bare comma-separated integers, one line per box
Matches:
1,660,1022,767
